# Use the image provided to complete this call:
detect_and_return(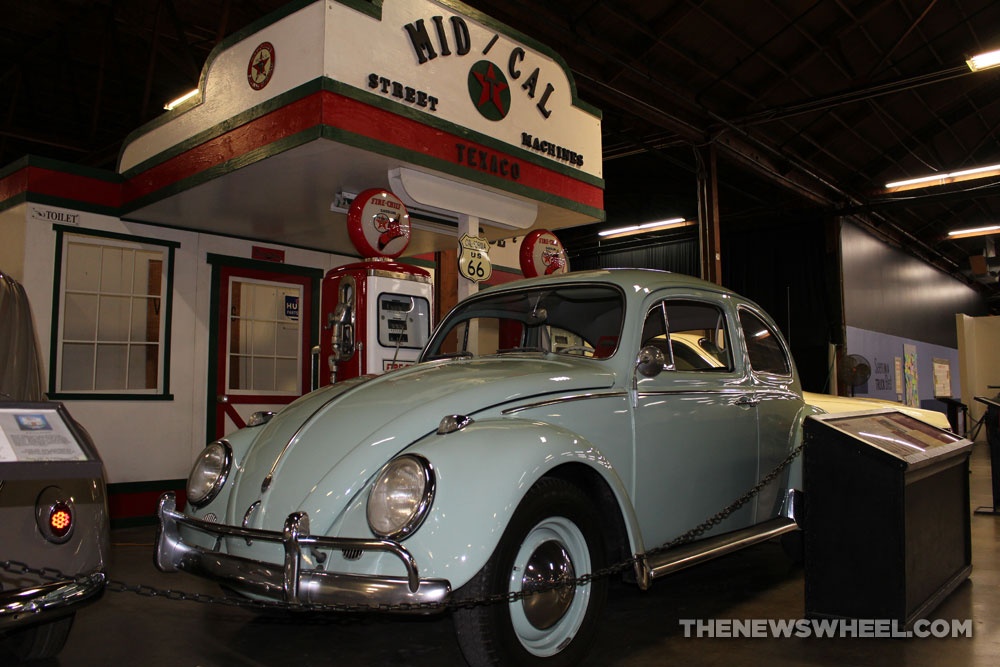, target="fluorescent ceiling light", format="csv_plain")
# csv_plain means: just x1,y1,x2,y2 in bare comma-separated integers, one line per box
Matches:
967,49,1000,72
884,162,1000,192
164,89,199,110
599,218,689,239
947,224,1000,239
